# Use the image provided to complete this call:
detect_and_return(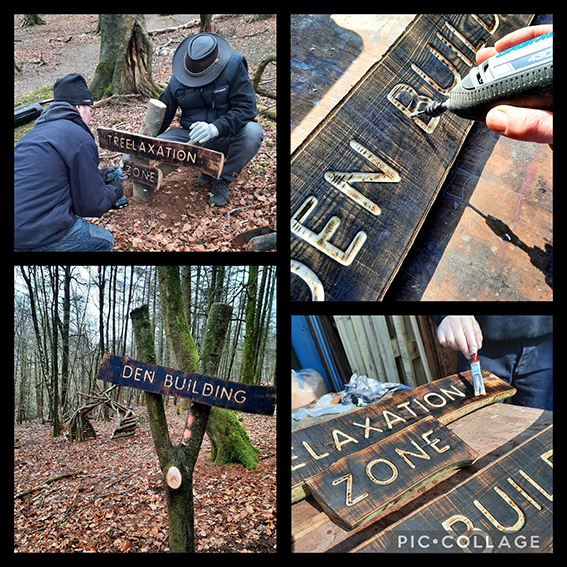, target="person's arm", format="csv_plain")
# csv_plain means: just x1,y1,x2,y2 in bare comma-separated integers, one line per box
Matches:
70,141,118,217
157,82,178,135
